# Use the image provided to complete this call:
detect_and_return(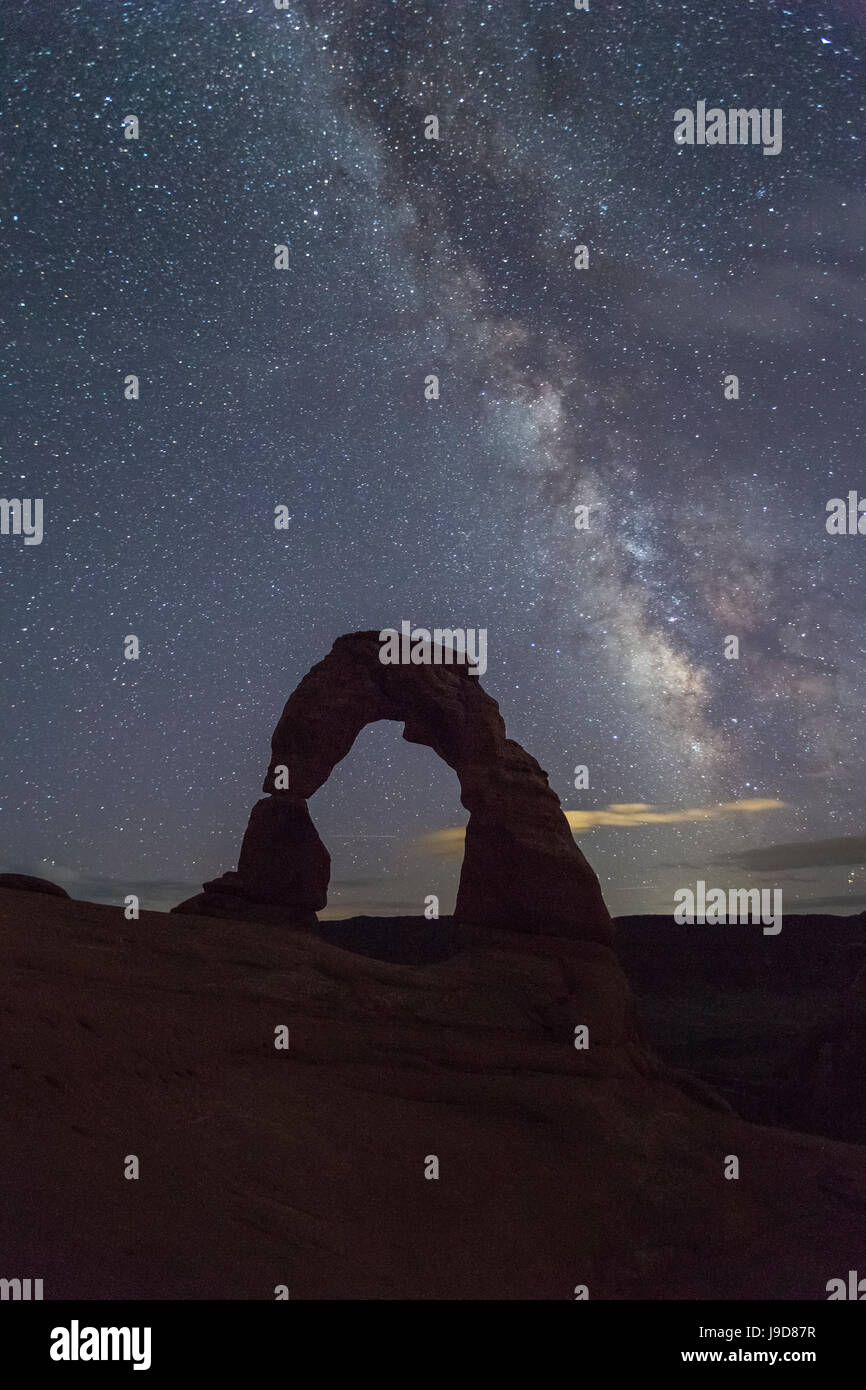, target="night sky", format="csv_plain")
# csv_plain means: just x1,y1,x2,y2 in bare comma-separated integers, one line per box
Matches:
2,0,865,921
